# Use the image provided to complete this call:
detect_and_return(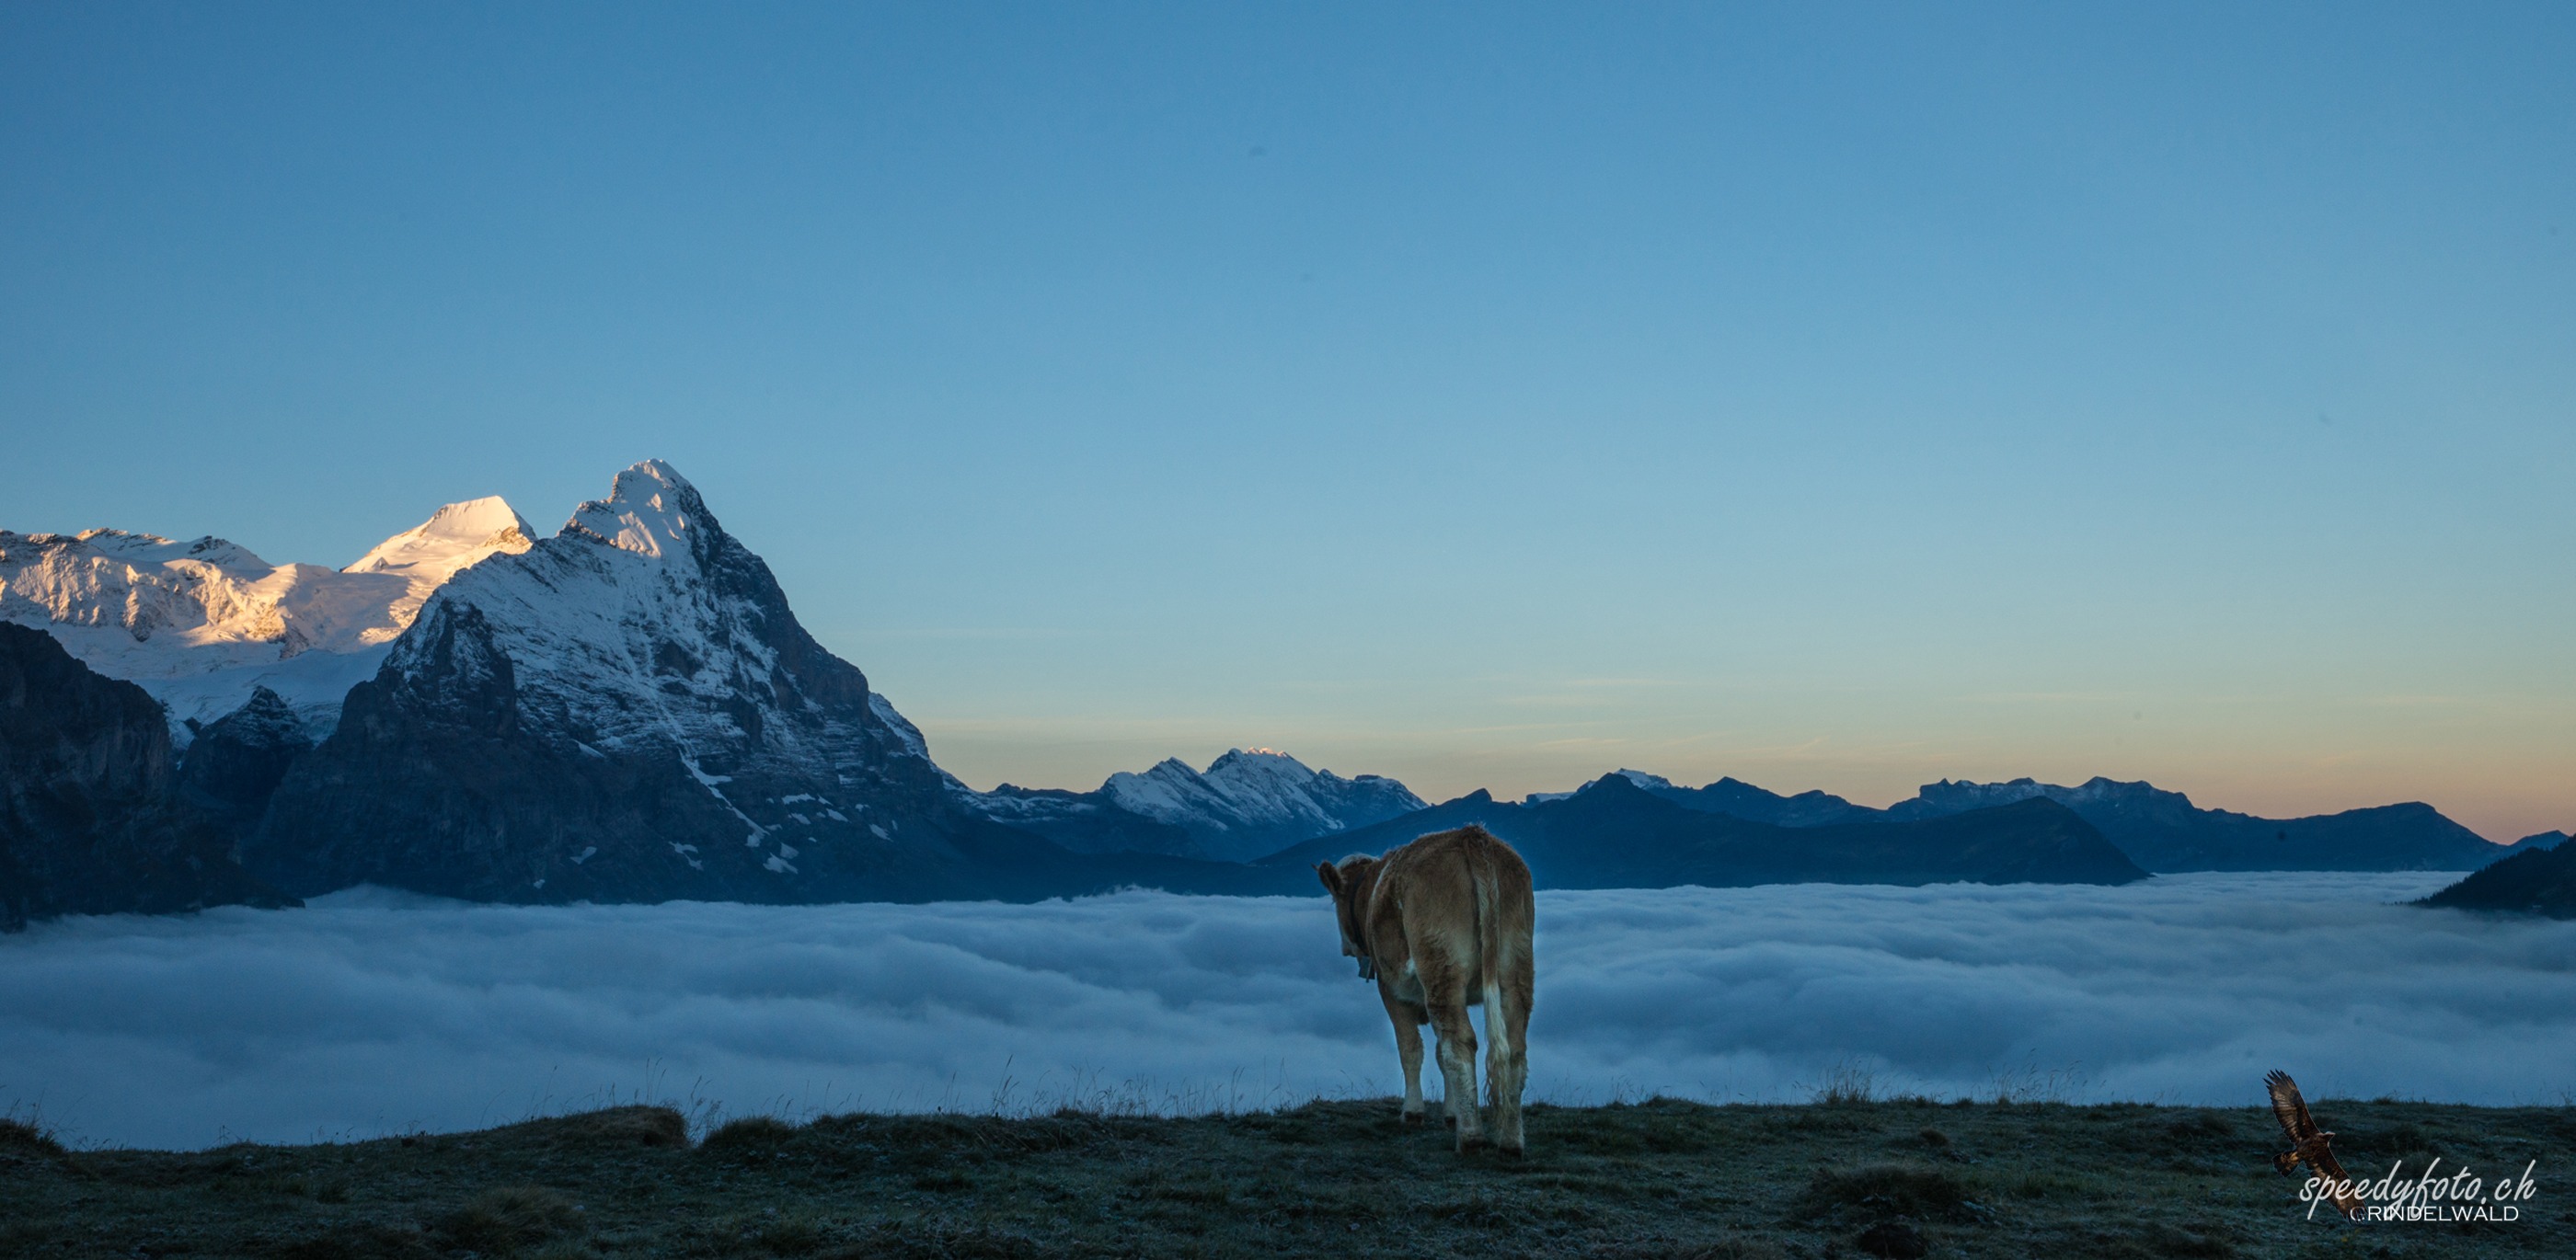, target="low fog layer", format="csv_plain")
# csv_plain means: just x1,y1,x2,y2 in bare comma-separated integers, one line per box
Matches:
4,874,2569,1150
